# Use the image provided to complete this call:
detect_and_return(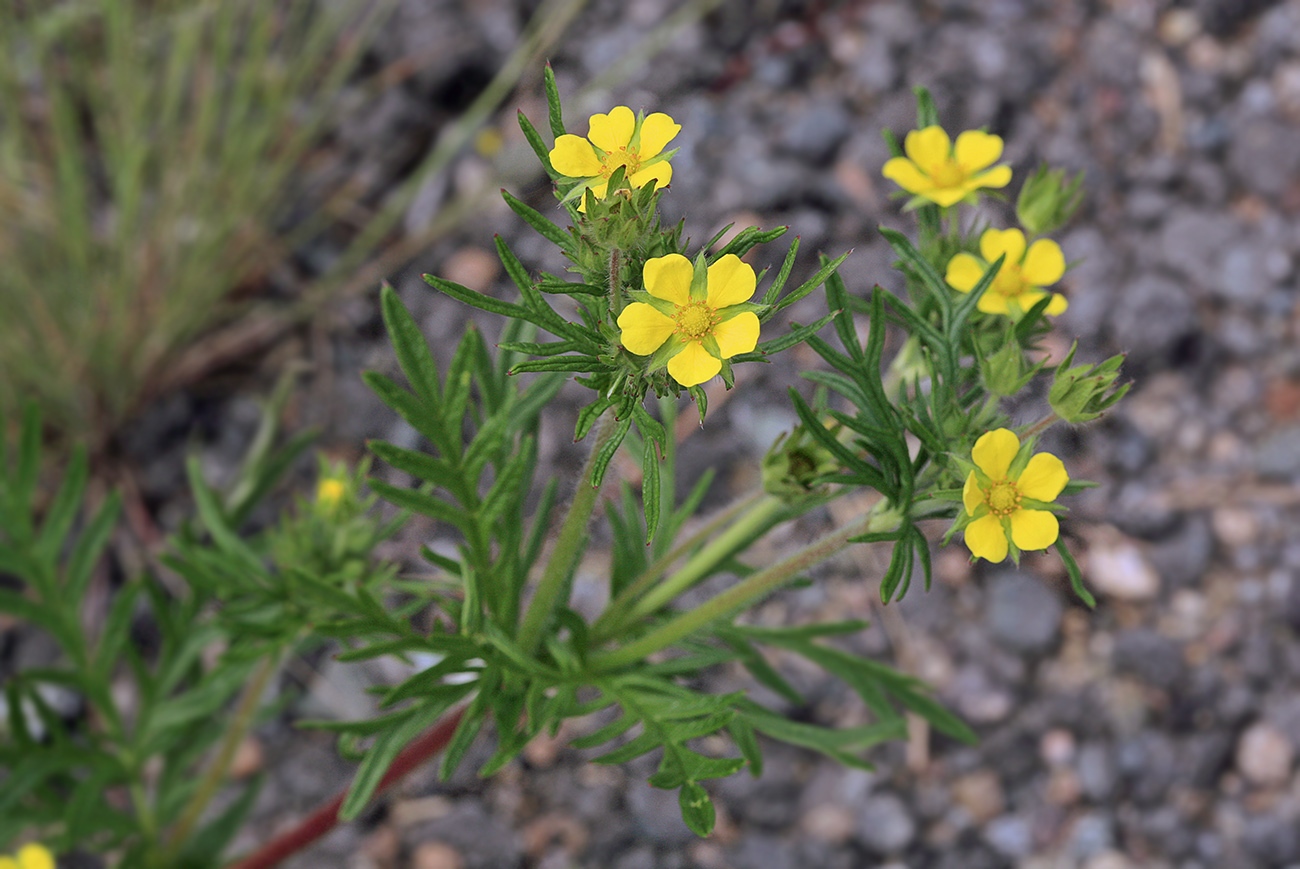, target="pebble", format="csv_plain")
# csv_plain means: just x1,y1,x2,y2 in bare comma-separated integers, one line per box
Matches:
1112,628,1184,687
1255,424,1300,478
411,842,466,869
983,814,1034,859
984,571,1064,655
857,793,917,854
1086,534,1161,600
1236,722,1294,787
949,769,1005,825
